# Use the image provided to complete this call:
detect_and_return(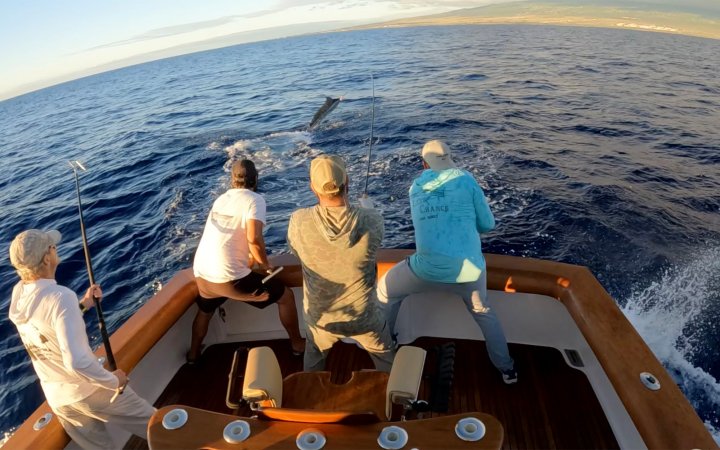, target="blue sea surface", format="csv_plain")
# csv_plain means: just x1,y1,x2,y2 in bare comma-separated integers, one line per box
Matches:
0,25,718,442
